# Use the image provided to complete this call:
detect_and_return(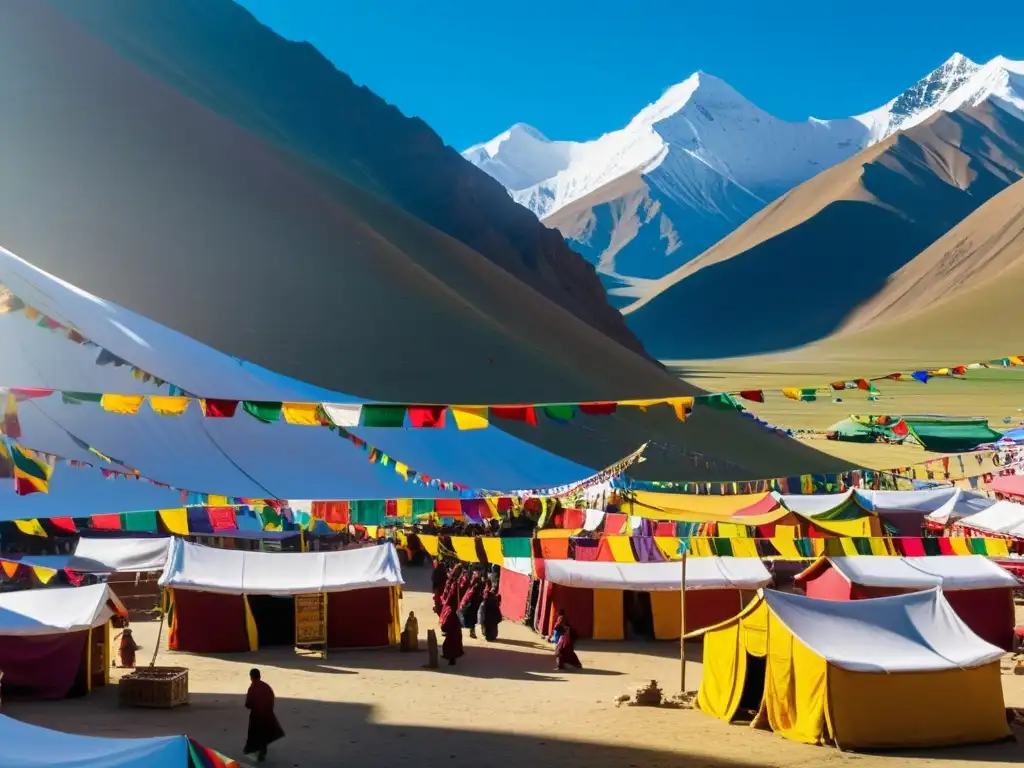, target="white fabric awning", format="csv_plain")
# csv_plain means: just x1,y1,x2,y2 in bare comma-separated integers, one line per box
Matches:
158,538,403,596
541,557,771,592
922,488,995,525
779,490,856,516
956,500,1024,536
0,715,186,768
0,583,125,636
8,537,171,575
763,588,1005,672
824,555,1017,590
